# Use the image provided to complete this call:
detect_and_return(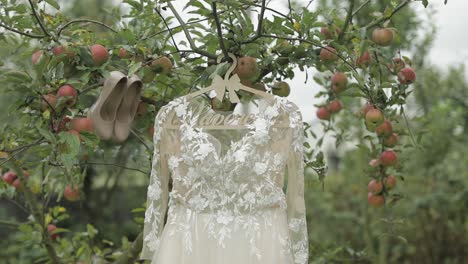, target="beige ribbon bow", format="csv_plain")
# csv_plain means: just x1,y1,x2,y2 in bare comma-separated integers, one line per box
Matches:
207,53,243,103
